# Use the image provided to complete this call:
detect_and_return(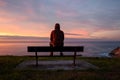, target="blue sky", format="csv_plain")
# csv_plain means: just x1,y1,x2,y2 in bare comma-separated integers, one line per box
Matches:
0,0,120,40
